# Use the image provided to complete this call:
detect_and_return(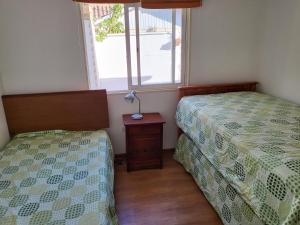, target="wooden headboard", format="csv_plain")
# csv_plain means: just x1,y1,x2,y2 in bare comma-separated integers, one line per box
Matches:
178,82,258,101
2,90,109,136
